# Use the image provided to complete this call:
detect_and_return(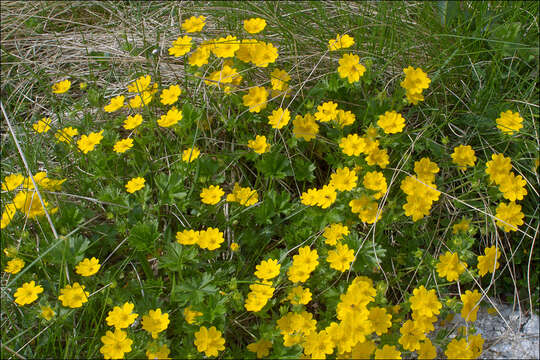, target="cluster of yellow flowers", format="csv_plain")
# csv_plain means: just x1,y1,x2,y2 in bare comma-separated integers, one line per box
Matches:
250,265,285,315
401,157,441,221
200,183,258,206
100,303,171,359
1,172,65,228
176,227,225,250
287,246,319,283
484,153,527,232
9,11,534,359
11,256,101,314
400,66,431,105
